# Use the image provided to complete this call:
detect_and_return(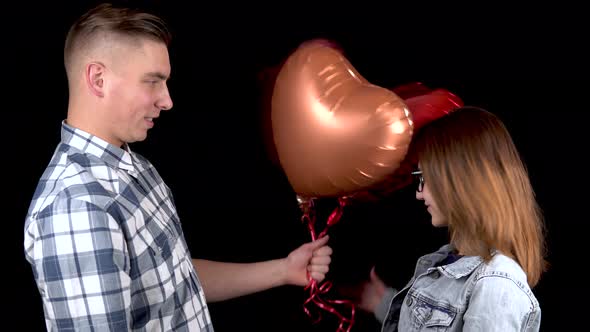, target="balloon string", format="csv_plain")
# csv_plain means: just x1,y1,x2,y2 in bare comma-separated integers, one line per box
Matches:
300,197,355,332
